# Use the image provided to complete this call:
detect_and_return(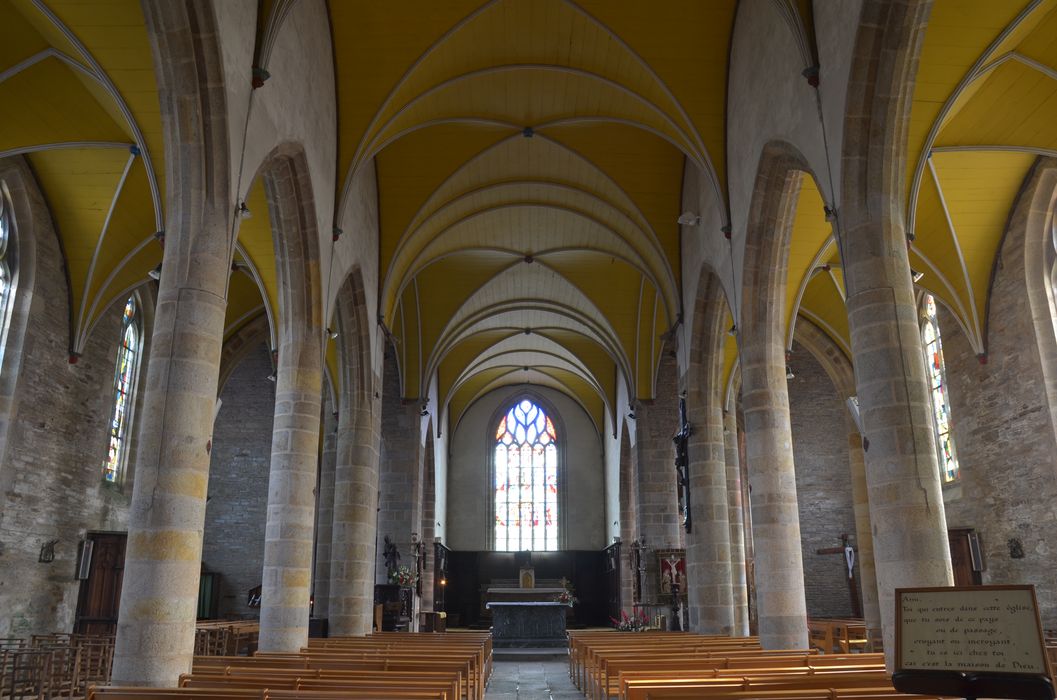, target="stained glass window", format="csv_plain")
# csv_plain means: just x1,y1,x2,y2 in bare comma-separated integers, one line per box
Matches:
922,294,959,483
0,185,13,353
103,296,141,483
494,398,558,551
